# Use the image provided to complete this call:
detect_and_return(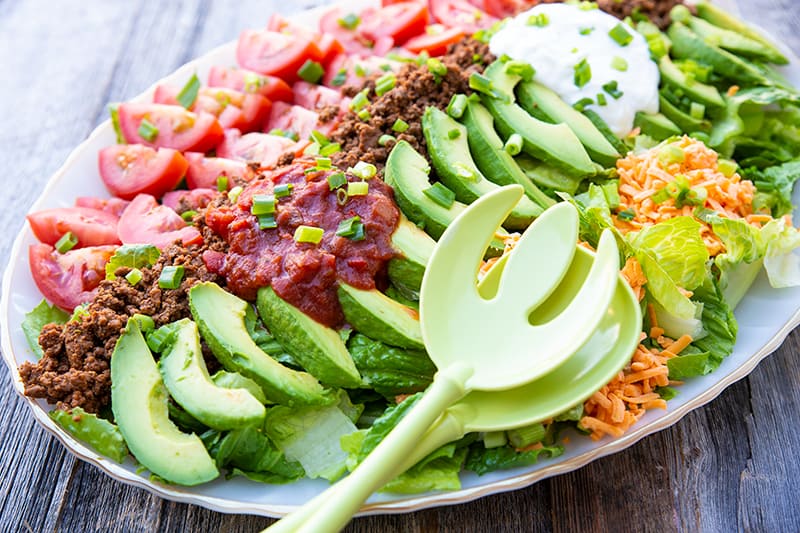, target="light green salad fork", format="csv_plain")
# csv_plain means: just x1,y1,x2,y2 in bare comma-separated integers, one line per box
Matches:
268,185,624,533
